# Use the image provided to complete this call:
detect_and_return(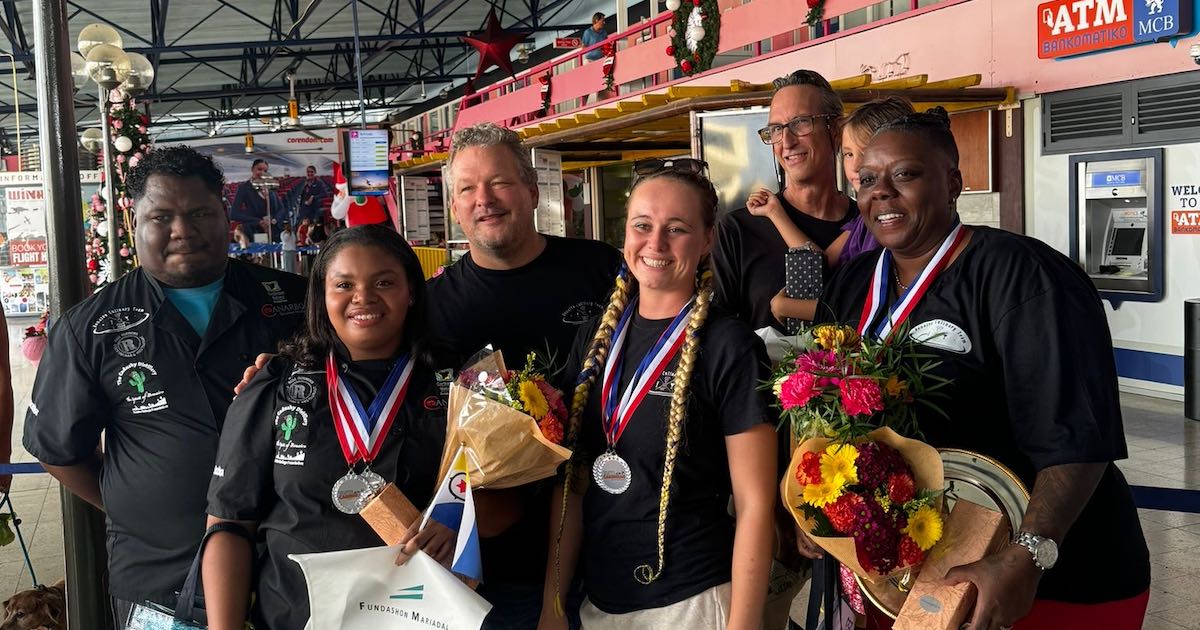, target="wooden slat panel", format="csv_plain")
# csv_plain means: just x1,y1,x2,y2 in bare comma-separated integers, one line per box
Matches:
666,85,730,99
864,74,929,90
830,74,872,90
923,74,982,90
